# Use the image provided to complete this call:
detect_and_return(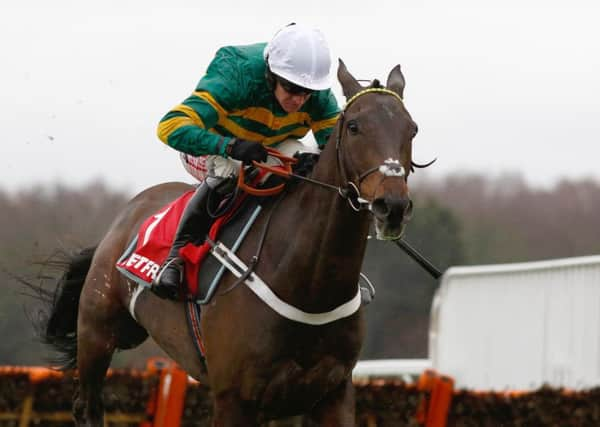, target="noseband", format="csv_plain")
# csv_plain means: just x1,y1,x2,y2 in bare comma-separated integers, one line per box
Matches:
335,87,407,211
